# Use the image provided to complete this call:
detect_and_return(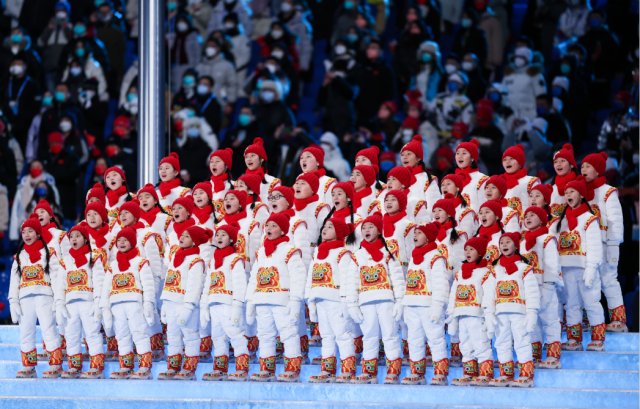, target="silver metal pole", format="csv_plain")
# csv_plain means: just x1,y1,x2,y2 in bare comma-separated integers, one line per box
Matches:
137,0,165,188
